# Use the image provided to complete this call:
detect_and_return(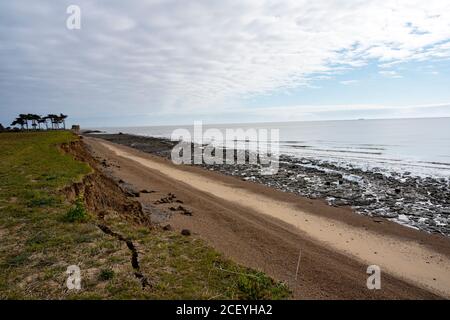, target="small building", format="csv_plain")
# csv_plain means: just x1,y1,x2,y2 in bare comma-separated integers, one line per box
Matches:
71,125,80,133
